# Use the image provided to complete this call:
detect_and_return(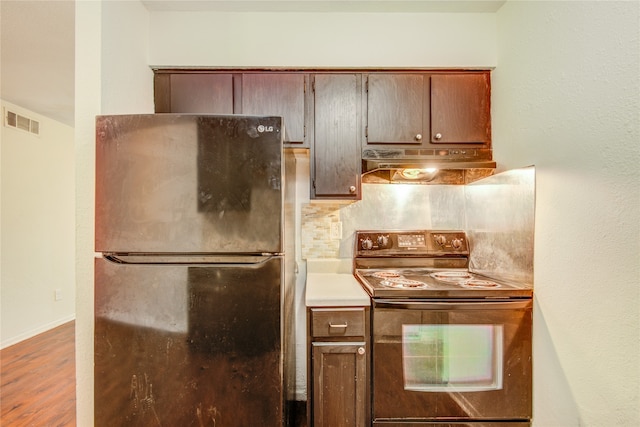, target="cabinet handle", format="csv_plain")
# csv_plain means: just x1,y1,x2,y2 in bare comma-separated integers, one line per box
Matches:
415,133,422,141
433,132,442,141
349,186,356,194
357,347,365,355
329,322,348,329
